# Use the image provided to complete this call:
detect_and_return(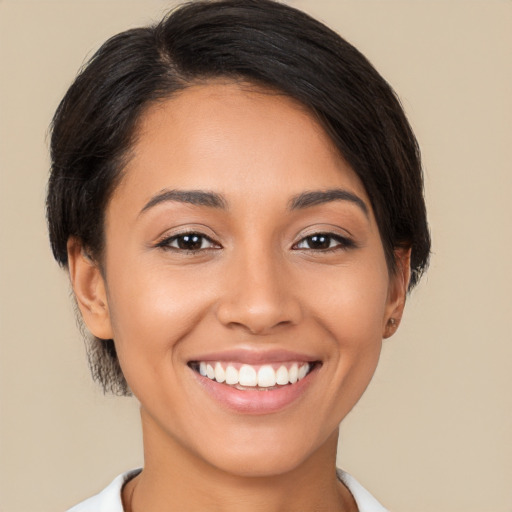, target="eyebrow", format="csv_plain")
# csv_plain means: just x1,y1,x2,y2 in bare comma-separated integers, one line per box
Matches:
139,187,368,216
140,189,228,215
289,189,369,216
